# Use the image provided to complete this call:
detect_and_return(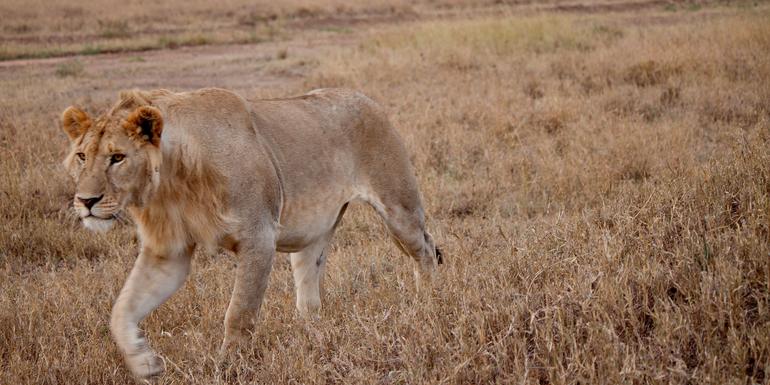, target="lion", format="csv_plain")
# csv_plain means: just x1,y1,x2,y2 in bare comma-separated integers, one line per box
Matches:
60,87,442,378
